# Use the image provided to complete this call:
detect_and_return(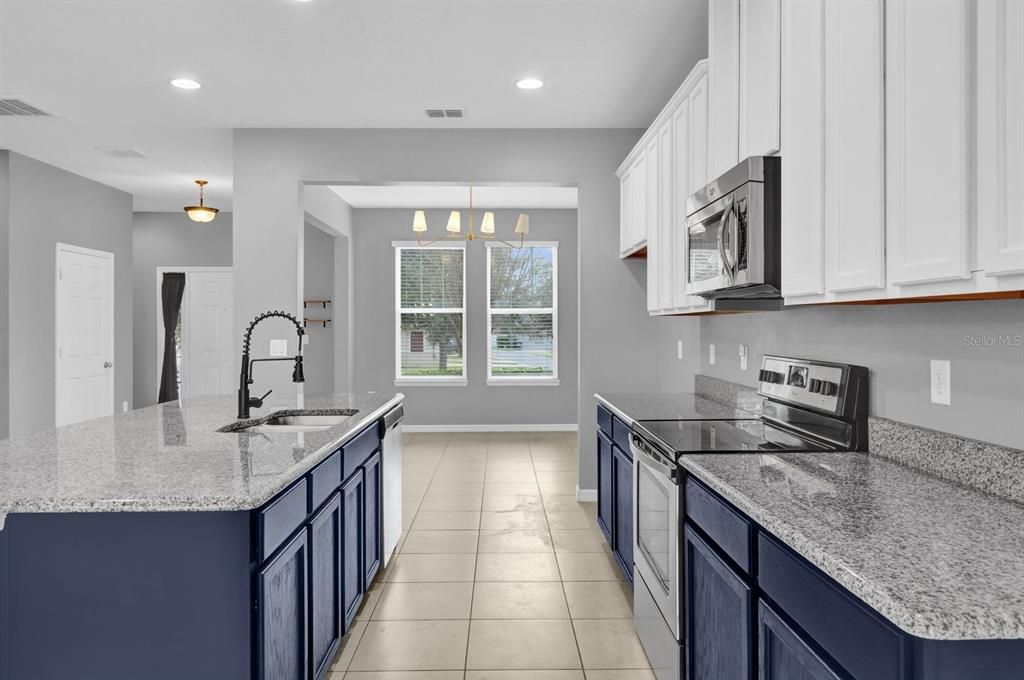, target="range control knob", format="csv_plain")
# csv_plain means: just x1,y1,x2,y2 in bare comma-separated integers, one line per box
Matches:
821,381,839,397
808,378,822,393
759,369,784,384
